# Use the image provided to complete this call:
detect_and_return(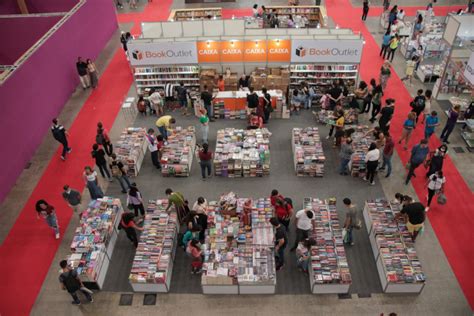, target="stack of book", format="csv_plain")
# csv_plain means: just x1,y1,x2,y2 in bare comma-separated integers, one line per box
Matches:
305,198,352,286
68,197,123,286
350,125,372,178
212,101,247,120
214,128,271,177
115,128,148,177
365,199,426,286
129,199,177,288
292,127,325,177
161,126,196,177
